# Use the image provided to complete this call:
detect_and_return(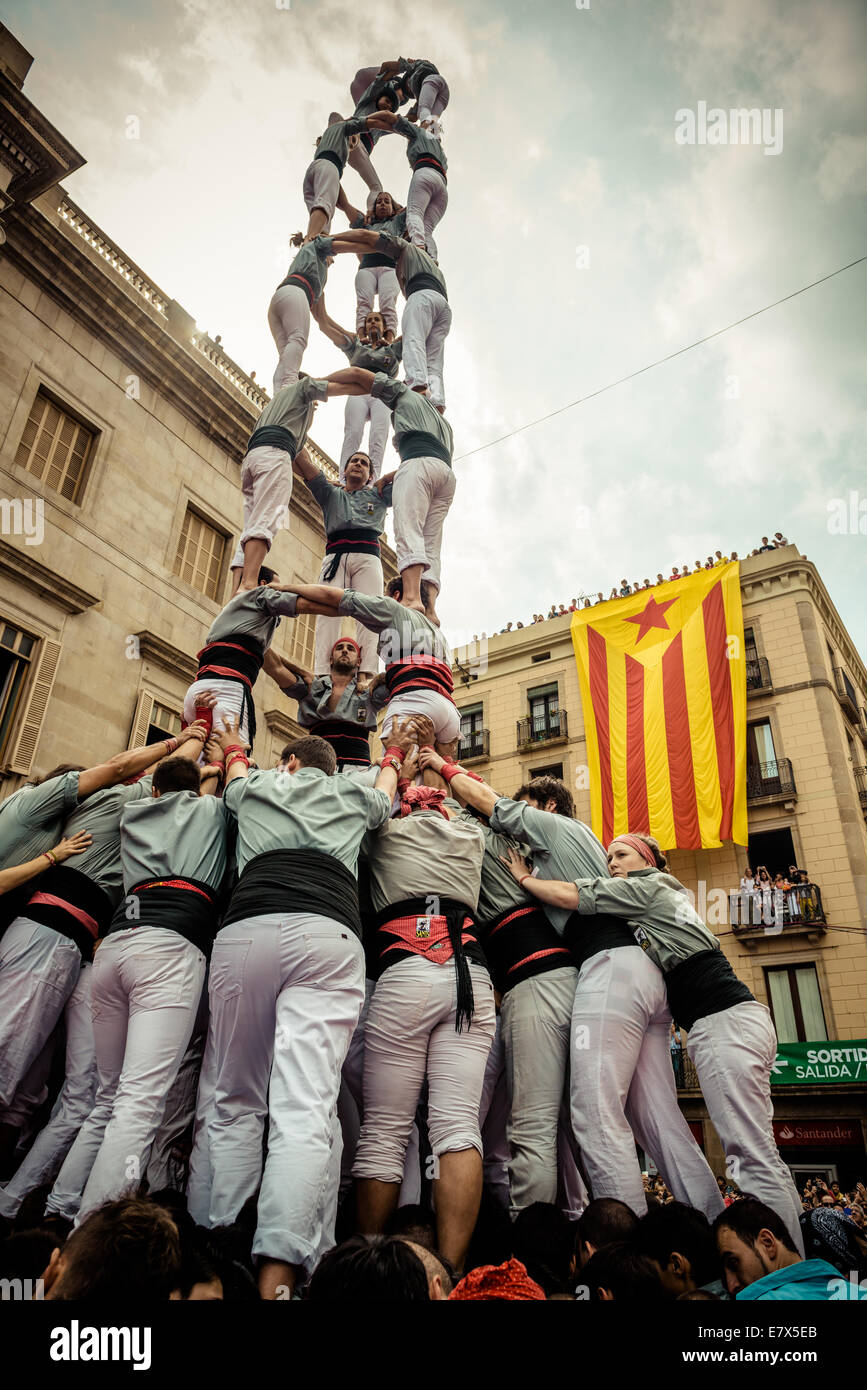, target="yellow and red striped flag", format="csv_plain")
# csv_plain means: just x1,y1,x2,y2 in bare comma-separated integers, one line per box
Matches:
570,563,747,851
